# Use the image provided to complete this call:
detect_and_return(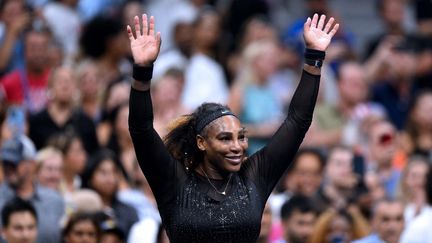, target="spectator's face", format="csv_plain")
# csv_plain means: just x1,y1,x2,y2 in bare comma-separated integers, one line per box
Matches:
253,43,280,82
174,22,193,57
2,211,38,243
197,116,248,173
241,19,277,48
152,75,183,106
412,93,432,129
404,161,428,197
50,68,77,104
388,51,416,81
63,0,79,7
122,1,143,27
369,122,396,167
0,0,25,25
283,211,316,243
100,233,123,243
24,32,50,72
194,13,221,49
2,161,31,189
325,148,356,189
37,153,63,190
108,32,130,59
338,64,368,106
90,160,119,198
64,219,98,243
292,153,322,196
373,201,404,243
381,0,404,27
64,139,87,175
307,0,328,15
79,64,101,99
326,215,352,243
